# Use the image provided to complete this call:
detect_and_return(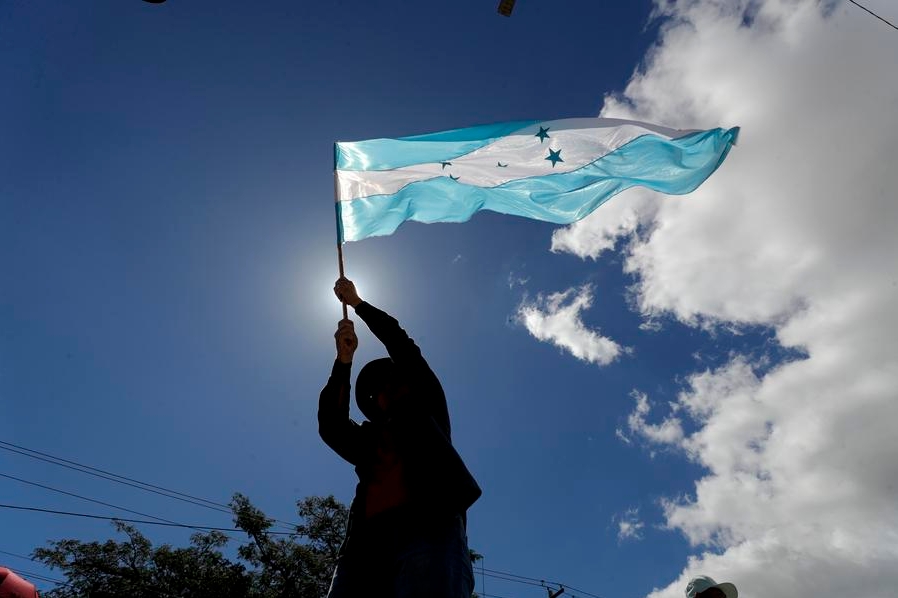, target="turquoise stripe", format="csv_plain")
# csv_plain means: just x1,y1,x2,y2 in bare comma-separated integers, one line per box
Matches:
334,120,539,171
338,127,738,243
